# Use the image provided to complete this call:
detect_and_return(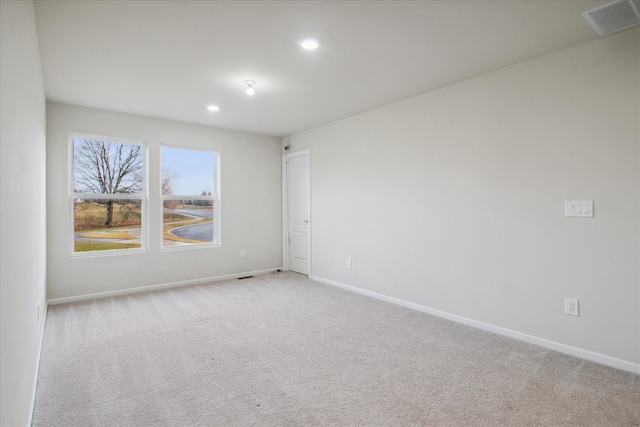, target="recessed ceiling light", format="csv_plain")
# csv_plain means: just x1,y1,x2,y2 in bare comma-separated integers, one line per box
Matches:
244,80,256,96
207,105,220,112
297,37,321,50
